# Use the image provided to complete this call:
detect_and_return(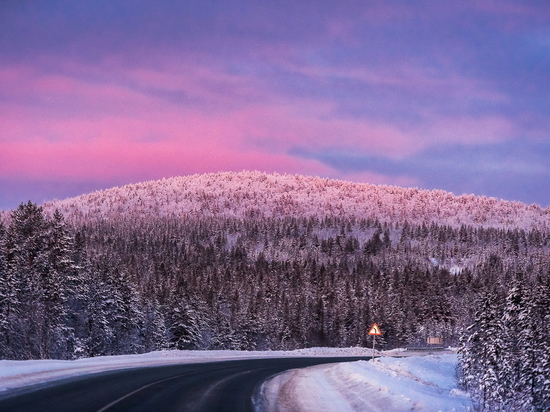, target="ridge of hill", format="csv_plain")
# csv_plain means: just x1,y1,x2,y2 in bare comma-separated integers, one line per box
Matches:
42,171,549,230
